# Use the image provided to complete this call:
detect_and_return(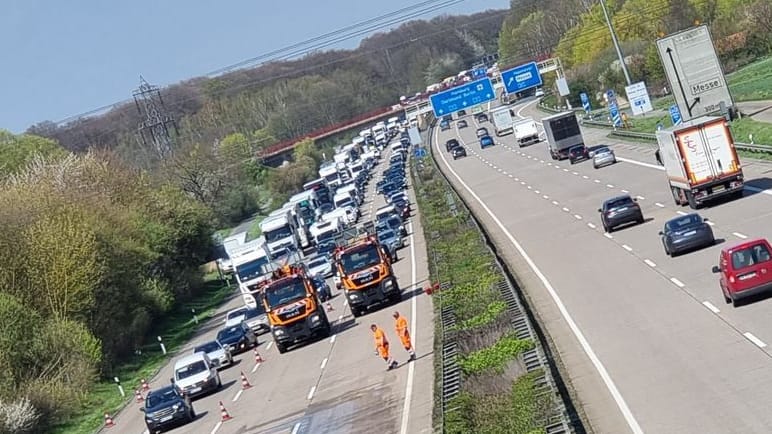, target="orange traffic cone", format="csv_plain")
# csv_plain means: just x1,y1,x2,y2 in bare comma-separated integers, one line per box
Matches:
135,389,144,403
326,302,334,311
254,349,264,364
141,378,150,392
219,401,233,422
104,413,115,428
240,372,252,390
